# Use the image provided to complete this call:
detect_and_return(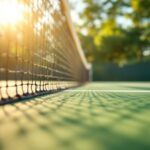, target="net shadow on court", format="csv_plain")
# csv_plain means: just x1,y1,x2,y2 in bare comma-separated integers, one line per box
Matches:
0,84,150,150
